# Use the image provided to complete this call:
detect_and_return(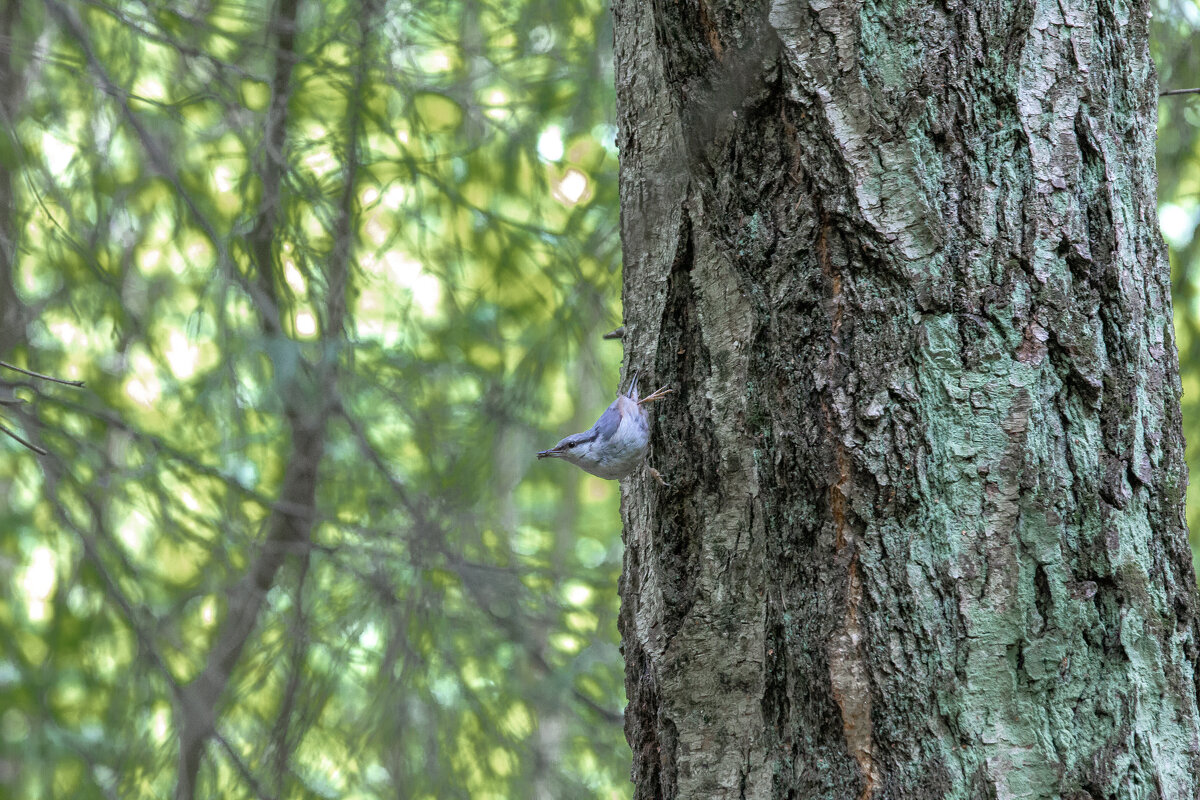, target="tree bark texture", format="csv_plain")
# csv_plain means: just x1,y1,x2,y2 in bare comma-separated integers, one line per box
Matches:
613,0,1200,798
0,0,27,356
